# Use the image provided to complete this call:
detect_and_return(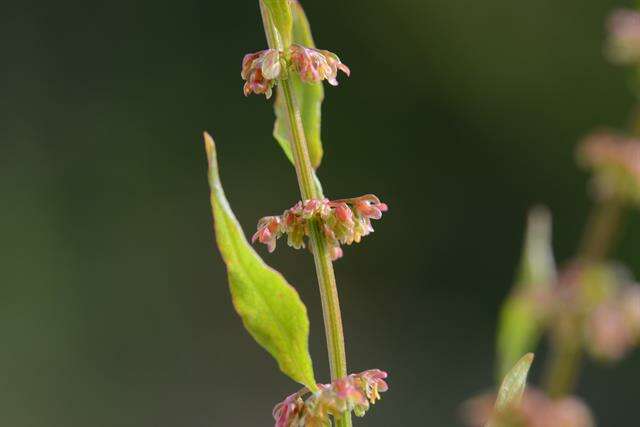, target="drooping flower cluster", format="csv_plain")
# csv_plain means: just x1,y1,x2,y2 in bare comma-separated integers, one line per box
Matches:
289,45,351,86
241,49,282,98
577,131,640,204
241,45,350,97
461,388,594,427
252,195,388,260
606,8,640,64
273,369,389,427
